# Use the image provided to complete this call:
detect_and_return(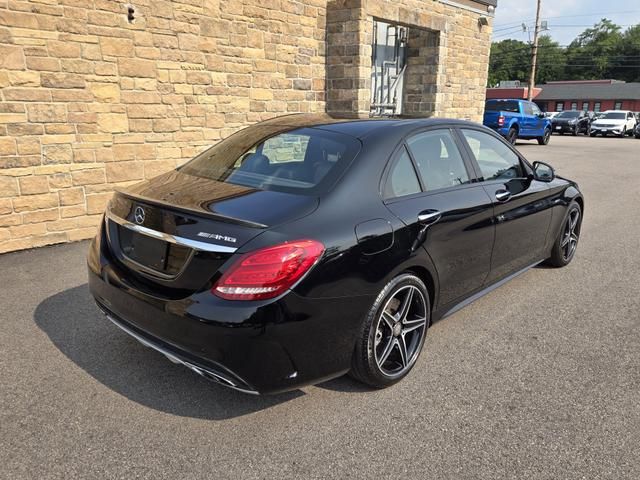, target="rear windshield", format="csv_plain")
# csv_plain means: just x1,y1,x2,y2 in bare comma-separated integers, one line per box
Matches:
601,112,626,120
557,111,581,118
485,101,520,113
179,126,361,194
